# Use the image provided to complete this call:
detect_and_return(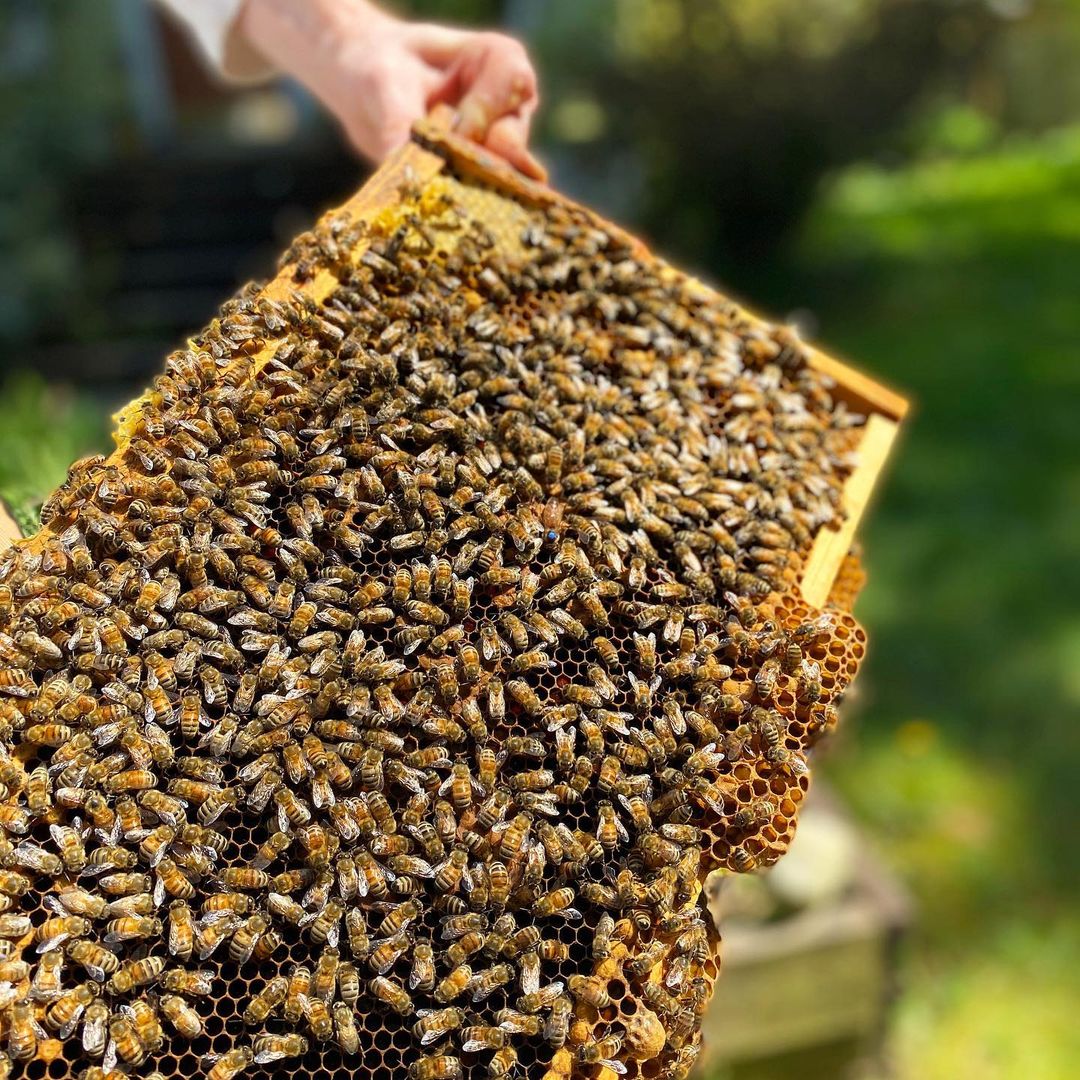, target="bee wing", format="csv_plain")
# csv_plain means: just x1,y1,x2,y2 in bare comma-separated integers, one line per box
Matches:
43,894,70,917
102,1039,118,1073
83,1016,105,1052
35,933,71,954
254,1050,286,1065
84,960,109,983
562,908,582,921
531,796,559,817
599,1061,627,1075
460,1035,488,1052
520,966,540,997
146,843,170,869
